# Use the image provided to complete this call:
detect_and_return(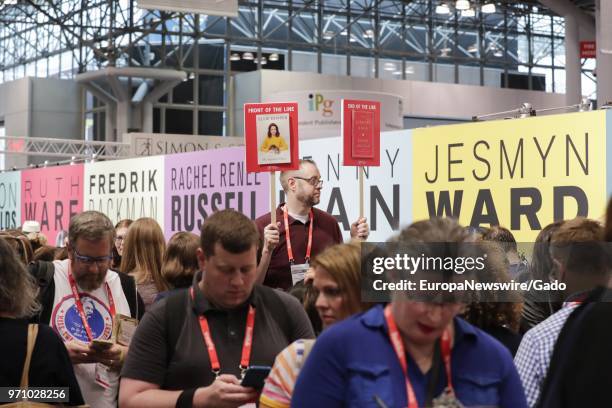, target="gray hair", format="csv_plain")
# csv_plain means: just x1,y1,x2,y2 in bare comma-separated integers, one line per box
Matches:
0,238,40,318
279,159,318,192
69,211,115,248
